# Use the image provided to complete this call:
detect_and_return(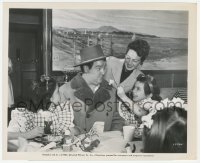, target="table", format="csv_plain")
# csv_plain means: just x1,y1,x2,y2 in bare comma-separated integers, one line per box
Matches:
8,131,143,153
92,131,143,153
